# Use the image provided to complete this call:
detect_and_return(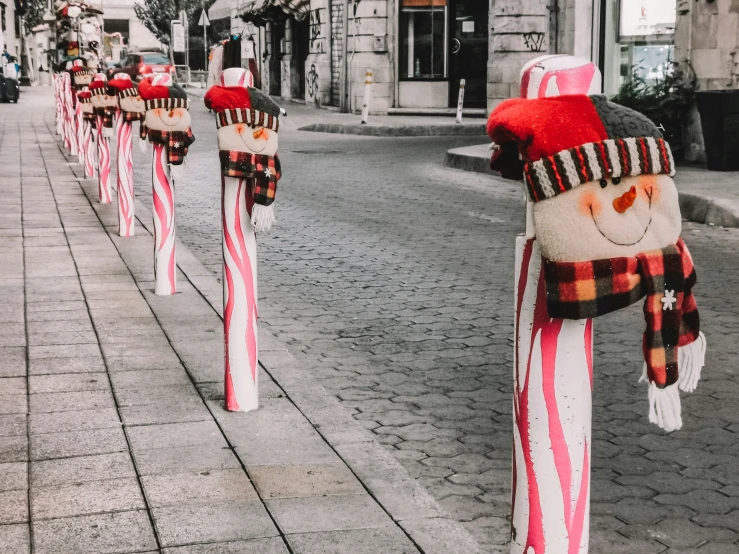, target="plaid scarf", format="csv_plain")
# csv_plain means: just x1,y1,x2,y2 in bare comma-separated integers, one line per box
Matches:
147,128,195,165
544,238,699,389
93,107,115,128
140,121,147,141
121,110,144,123
218,150,281,206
